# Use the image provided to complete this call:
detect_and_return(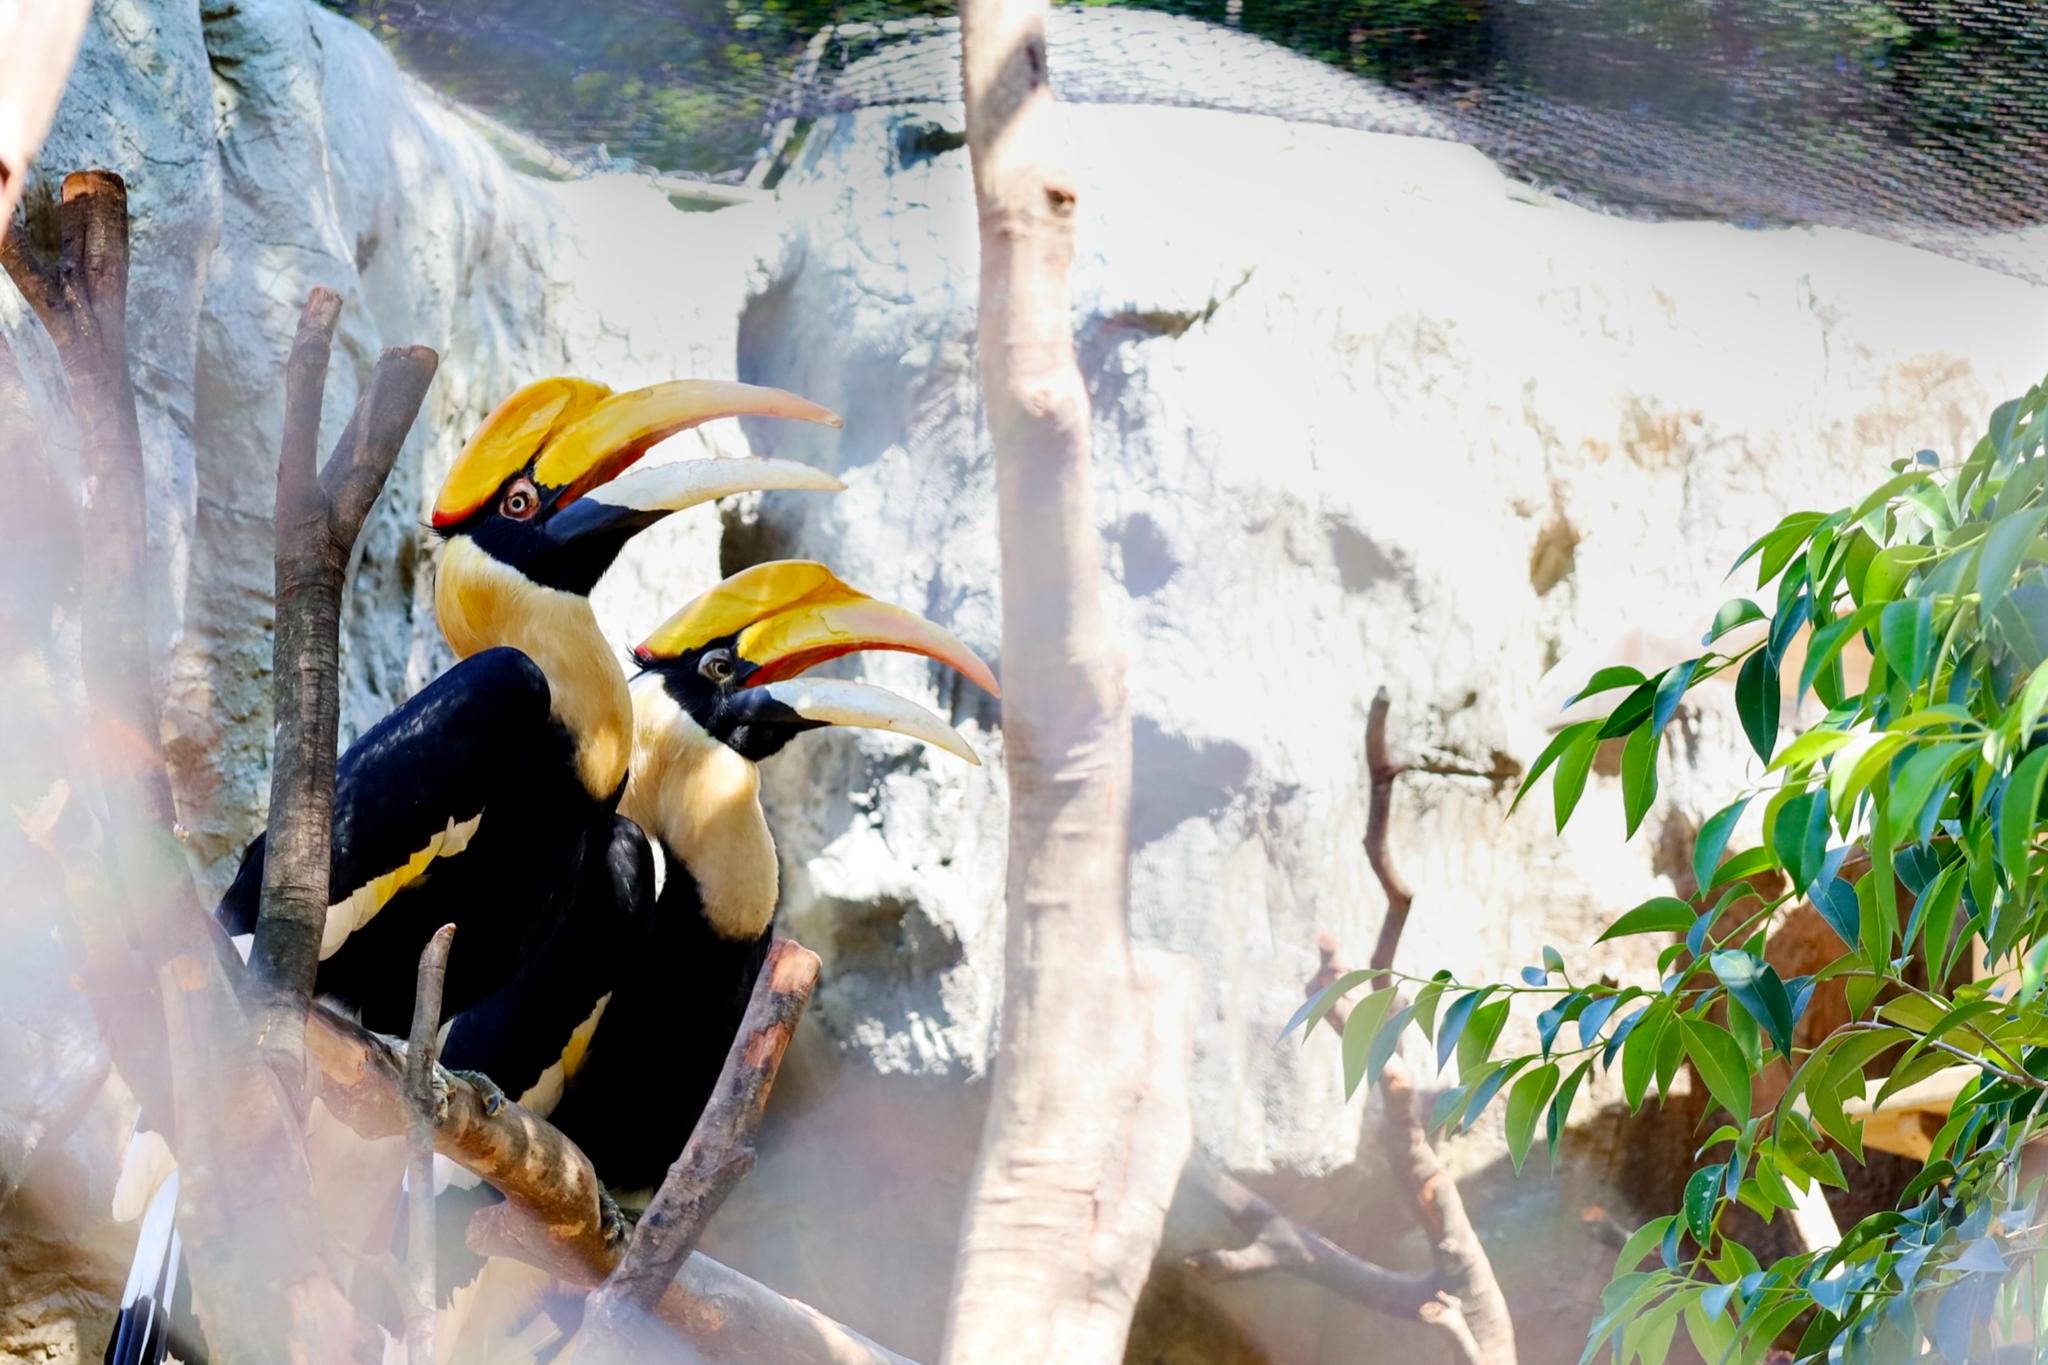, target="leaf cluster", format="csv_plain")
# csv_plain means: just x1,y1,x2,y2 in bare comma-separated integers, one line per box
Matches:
1298,379,2048,1361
